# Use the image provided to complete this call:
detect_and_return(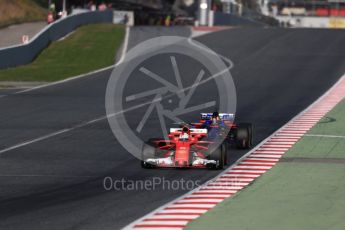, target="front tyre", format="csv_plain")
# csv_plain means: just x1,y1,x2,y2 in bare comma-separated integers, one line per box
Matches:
208,146,225,170
141,144,156,169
